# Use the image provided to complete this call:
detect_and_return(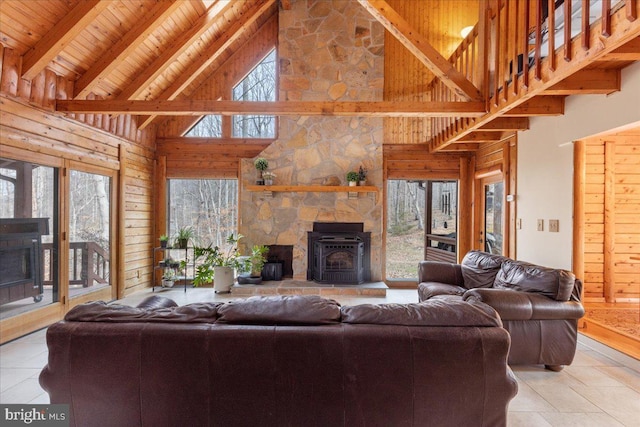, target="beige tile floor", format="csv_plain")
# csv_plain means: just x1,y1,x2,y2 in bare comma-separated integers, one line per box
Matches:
1,288,639,426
